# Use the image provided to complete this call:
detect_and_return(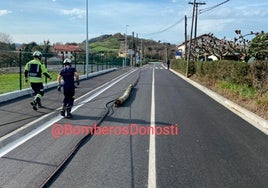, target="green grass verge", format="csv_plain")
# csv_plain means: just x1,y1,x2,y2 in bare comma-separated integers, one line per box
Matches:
219,81,256,98
0,72,59,94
